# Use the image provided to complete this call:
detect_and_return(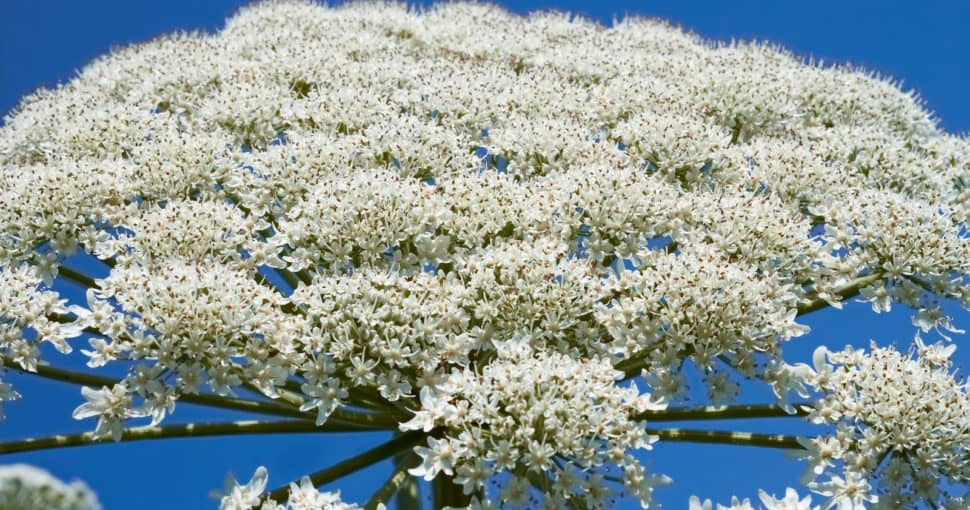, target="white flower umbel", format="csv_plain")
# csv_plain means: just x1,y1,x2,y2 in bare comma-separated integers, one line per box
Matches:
803,341,970,508
0,265,86,410
1,0,969,508
216,466,268,510
402,337,668,508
